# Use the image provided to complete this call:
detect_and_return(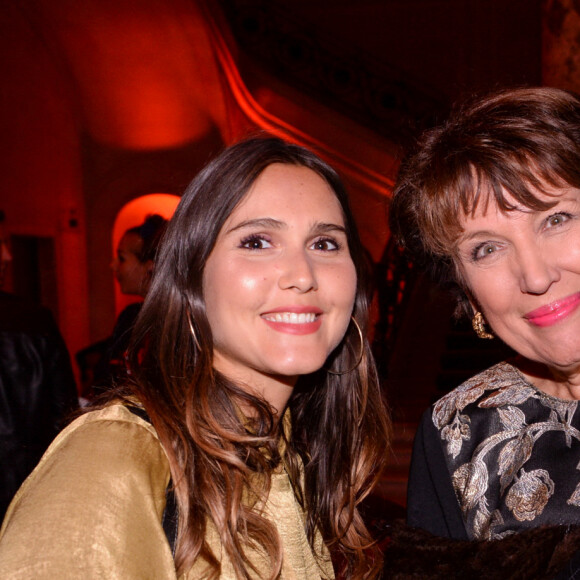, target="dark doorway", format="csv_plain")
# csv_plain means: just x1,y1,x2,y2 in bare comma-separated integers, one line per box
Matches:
10,235,58,318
